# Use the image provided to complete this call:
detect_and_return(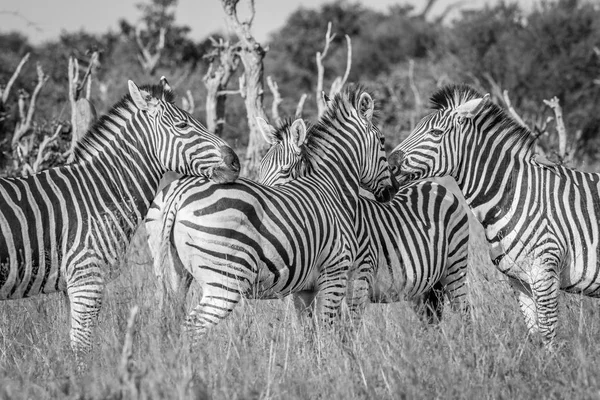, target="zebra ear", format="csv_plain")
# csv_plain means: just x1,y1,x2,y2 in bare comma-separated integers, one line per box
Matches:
321,91,331,106
358,92,374,122
455,93,490,119
128,80,159,113
290,119,307,153
256,117,278,144
160,76,172,100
